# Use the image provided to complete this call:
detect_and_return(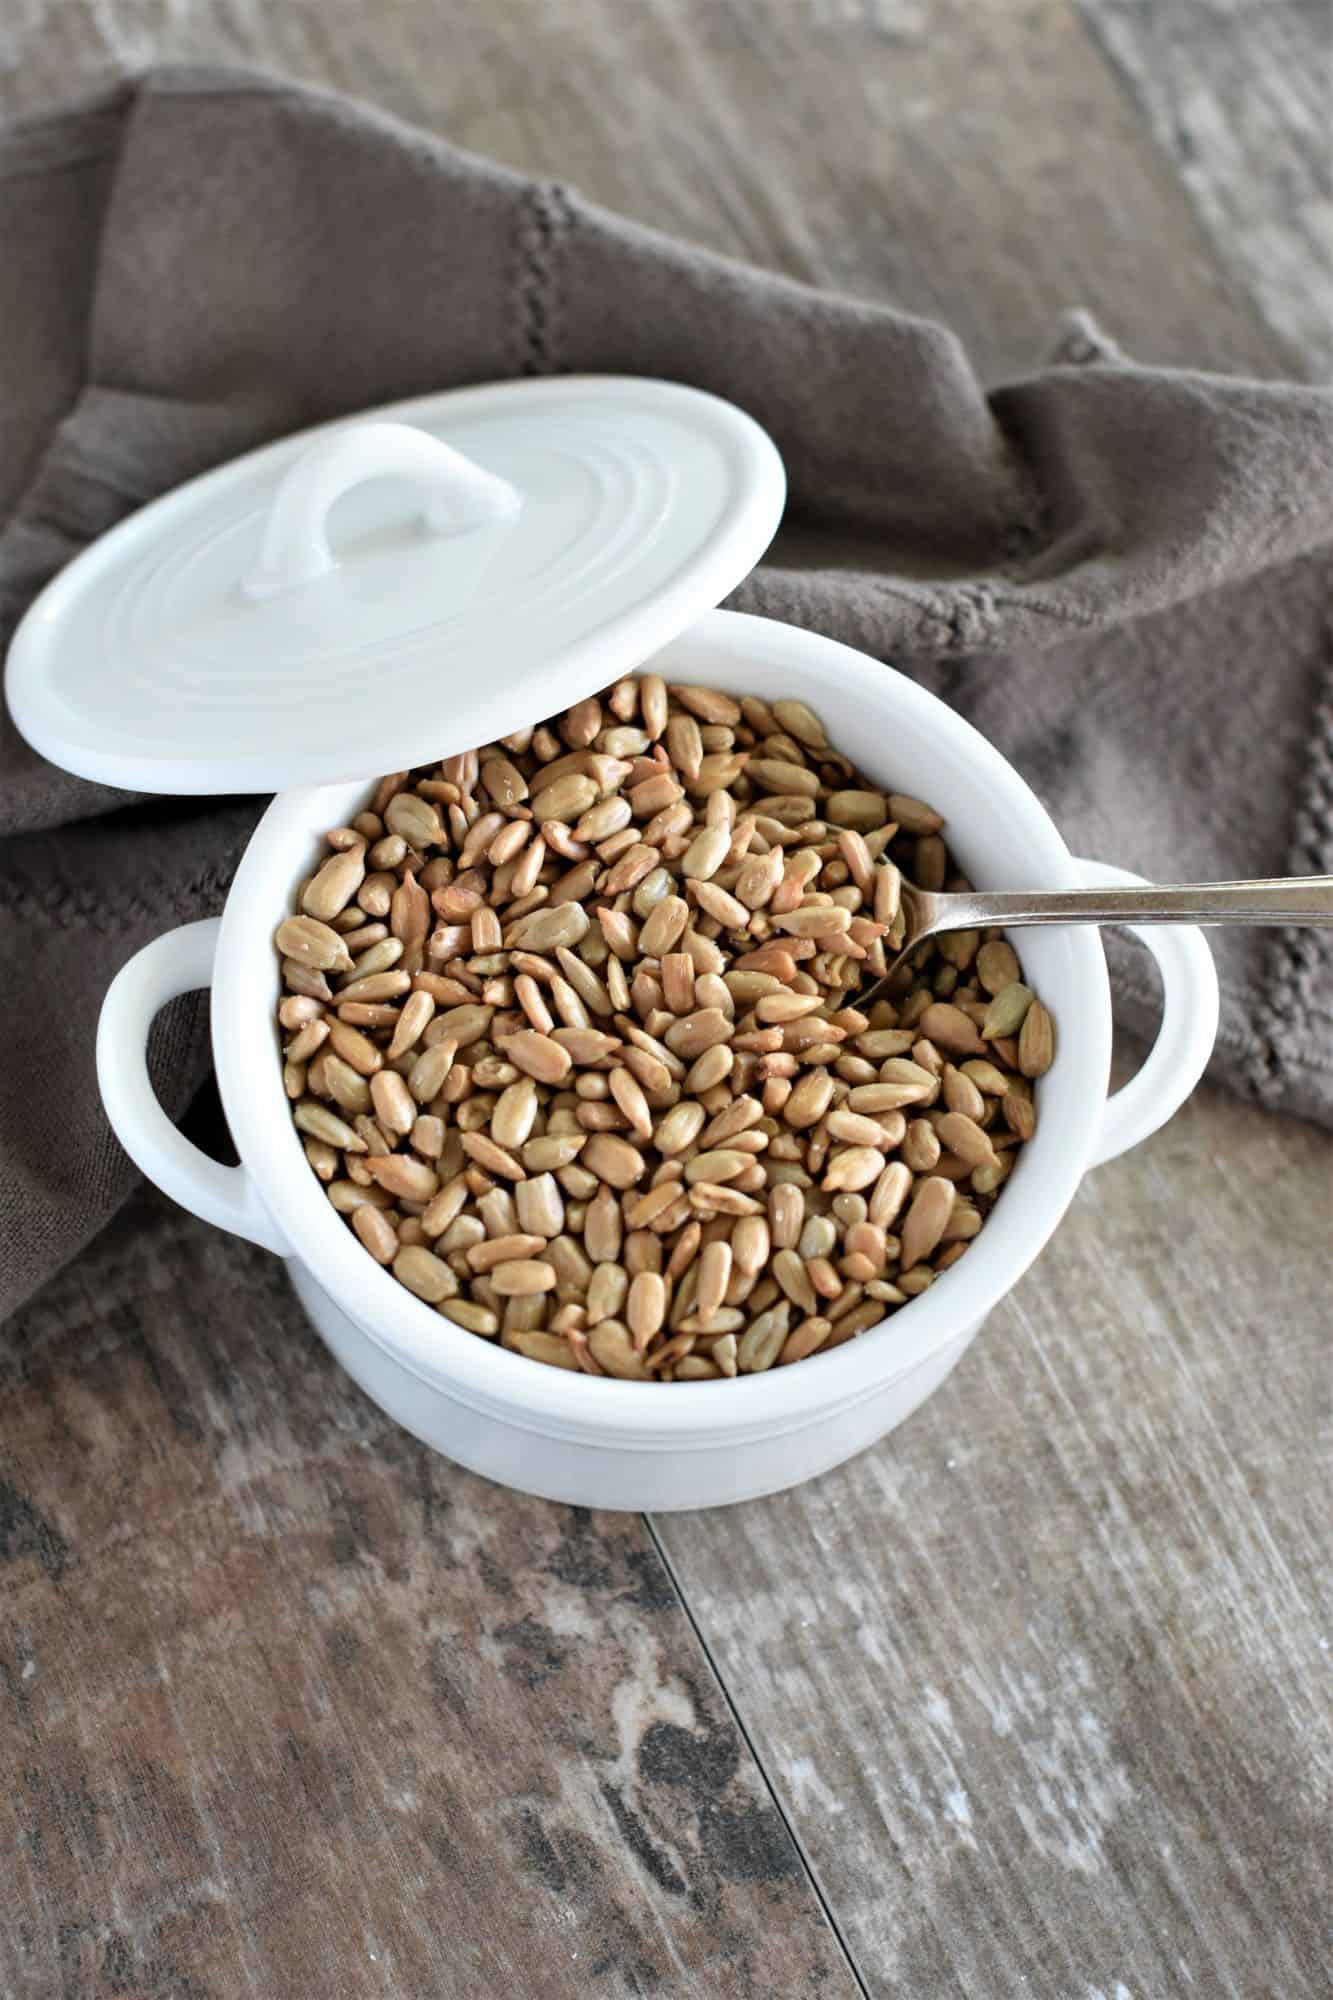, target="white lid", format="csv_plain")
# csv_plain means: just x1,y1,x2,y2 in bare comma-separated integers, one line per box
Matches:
6,376,785,794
